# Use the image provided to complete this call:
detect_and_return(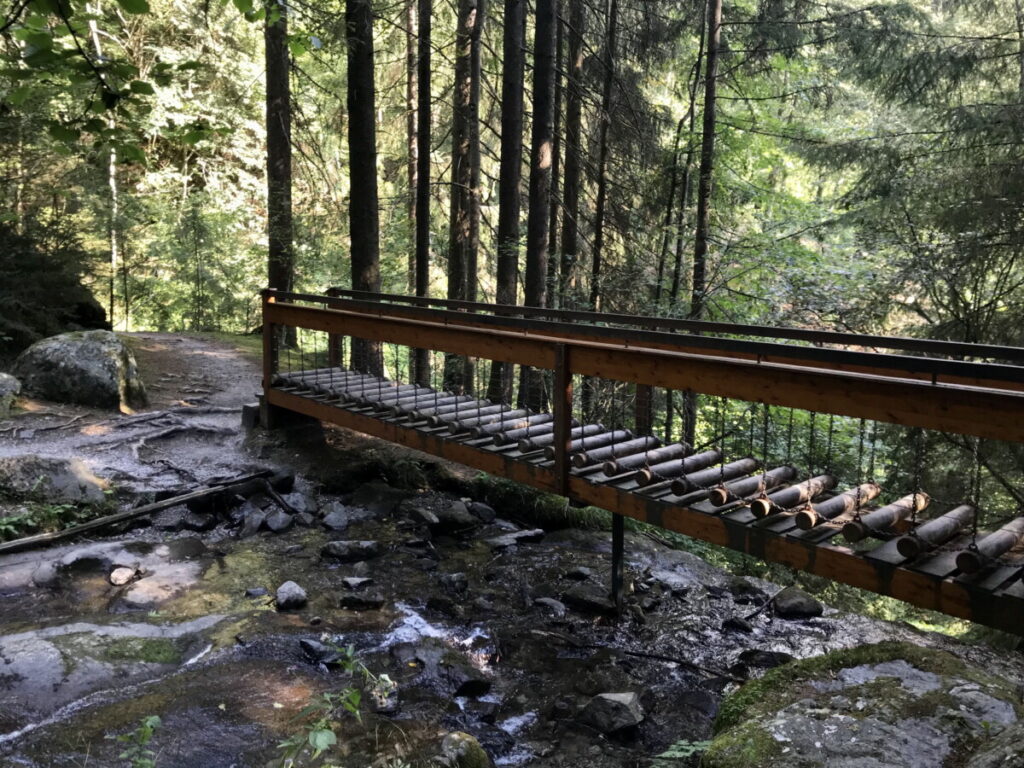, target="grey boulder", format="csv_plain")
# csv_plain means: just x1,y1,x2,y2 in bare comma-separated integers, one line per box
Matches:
12,329,146,411
0,455,107,503
580,692,645,733
275,580,308,610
